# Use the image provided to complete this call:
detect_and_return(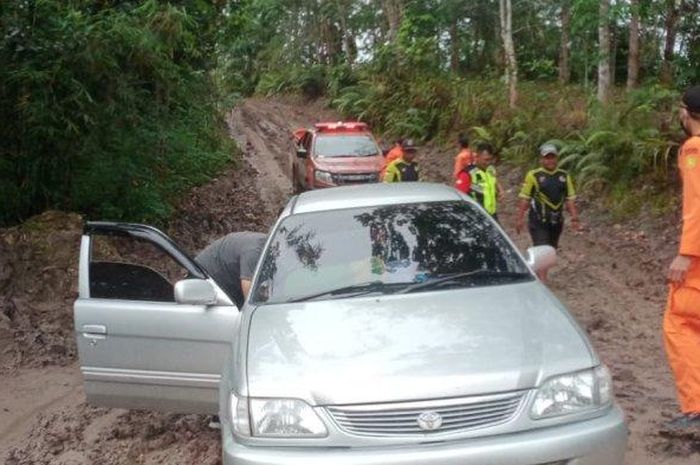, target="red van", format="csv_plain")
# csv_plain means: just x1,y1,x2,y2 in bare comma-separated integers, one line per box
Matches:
292,122,384,193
